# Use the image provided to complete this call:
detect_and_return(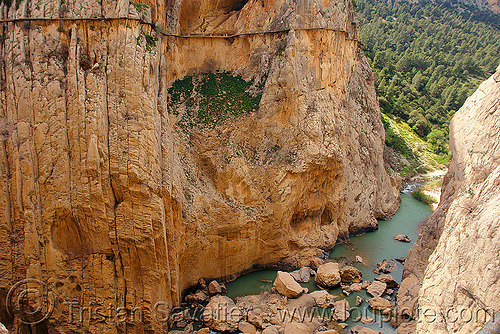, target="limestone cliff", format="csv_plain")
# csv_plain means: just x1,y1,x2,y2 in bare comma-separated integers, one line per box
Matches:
0,0,399,332
398,64,500,333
